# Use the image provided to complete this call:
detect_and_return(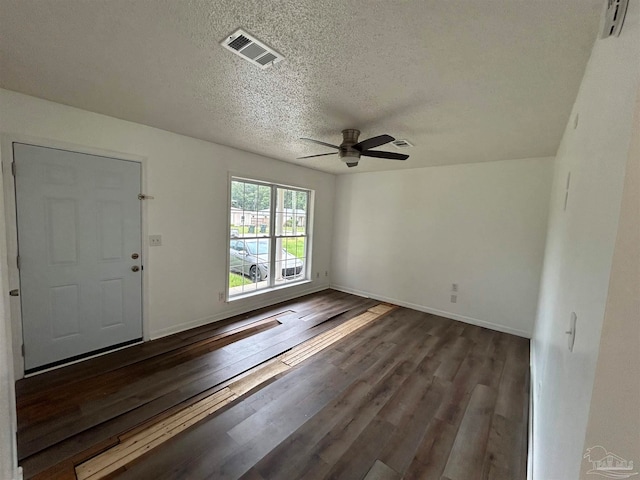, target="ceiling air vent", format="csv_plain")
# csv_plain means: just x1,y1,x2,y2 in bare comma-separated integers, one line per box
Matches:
221,29,284,69
392,139,414,149
601,0,629,38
